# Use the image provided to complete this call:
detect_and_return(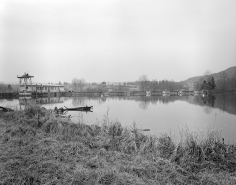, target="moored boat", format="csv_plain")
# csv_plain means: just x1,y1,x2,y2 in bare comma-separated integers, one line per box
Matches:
54,106,93,114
